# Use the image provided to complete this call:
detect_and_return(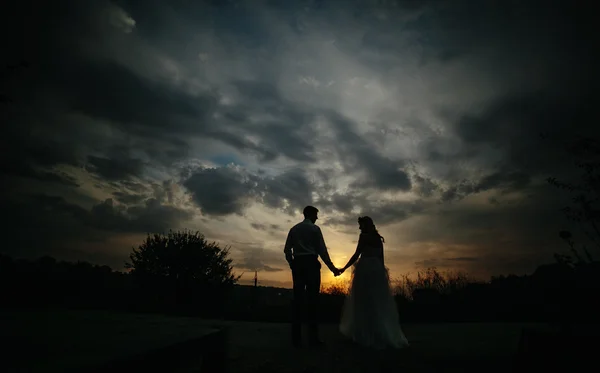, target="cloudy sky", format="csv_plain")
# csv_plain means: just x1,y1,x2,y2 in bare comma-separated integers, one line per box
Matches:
2,0,598,287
